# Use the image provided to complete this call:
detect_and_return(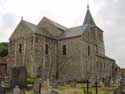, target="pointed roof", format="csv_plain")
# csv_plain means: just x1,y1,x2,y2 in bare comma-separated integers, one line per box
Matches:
83,7,96,25
22,20,53,38
22,20,37,32
38,17,67,30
